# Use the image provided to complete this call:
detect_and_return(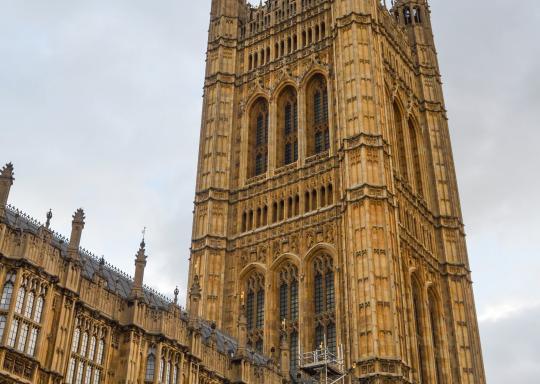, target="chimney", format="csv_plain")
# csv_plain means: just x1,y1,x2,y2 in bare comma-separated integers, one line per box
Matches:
0,163,14,219
68,209,85,260
130,239,147,300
